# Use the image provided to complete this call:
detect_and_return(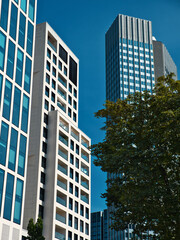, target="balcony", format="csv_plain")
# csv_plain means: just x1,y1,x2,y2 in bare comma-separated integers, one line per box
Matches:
48,40,56,52
71,131,79,141
57,102,66,112
59,121,69,133
81,180,89,190
58,164,67,175
81,167,89,176
81,152,89,163
56,213,66,224
55,232,65,240
58,89,66,100
81,195,89,204
57,180,67,190
58,149,68,161
59,135,68,146
58,75,67,88
81,139,89,149
57,196,66,207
